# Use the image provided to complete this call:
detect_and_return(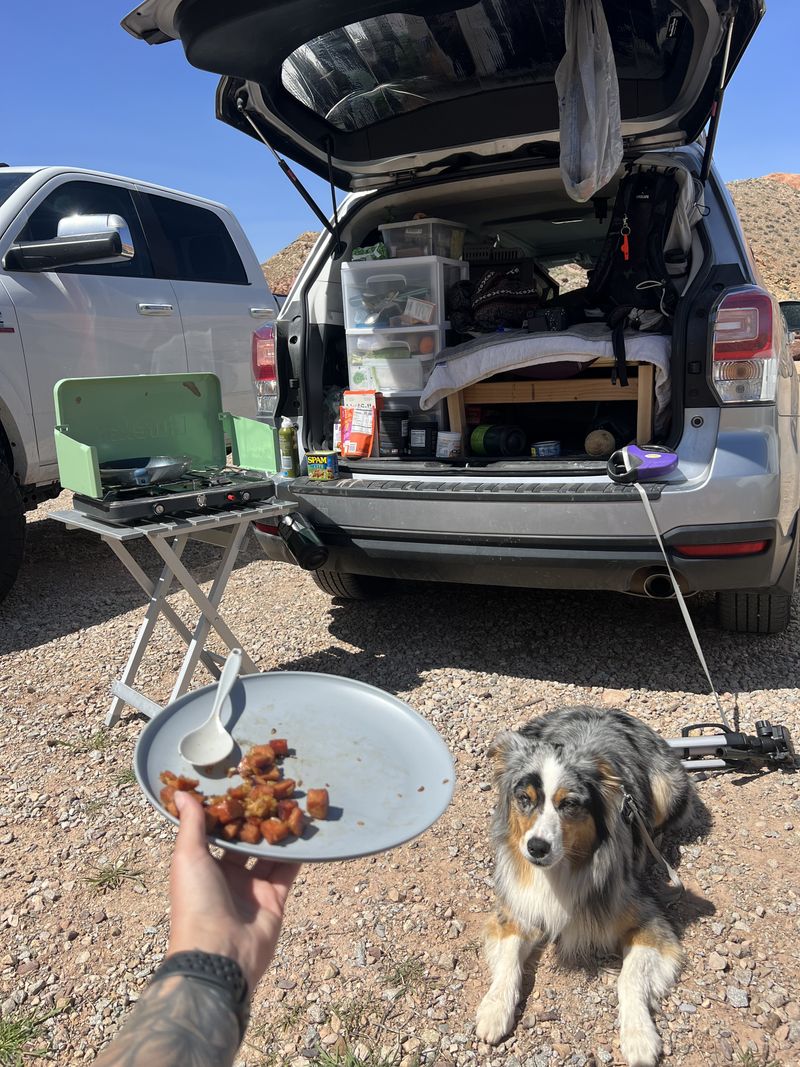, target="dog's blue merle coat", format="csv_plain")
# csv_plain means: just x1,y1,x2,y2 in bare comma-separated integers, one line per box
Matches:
490,705,694,950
